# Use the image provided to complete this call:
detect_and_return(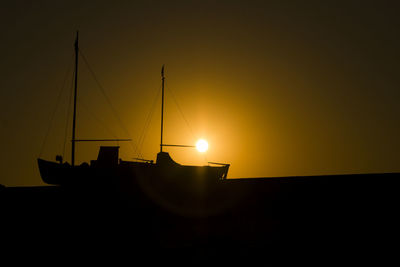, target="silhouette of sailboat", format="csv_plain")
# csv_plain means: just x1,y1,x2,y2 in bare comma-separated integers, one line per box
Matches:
37,32,229,188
